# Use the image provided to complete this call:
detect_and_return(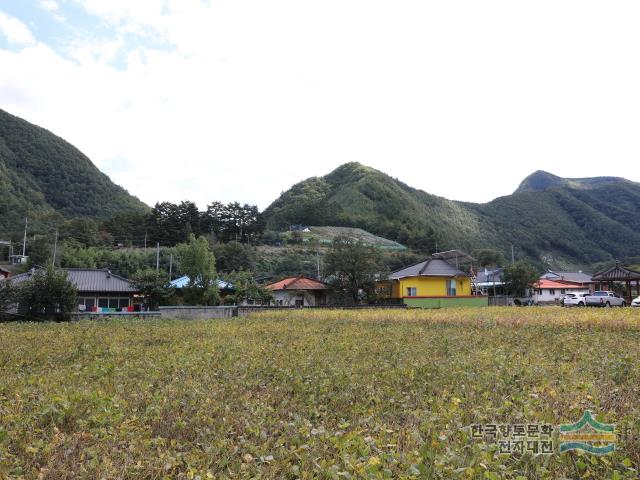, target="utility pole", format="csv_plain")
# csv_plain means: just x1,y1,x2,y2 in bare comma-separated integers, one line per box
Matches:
511,245,515,263
144,232,147,251
52,228,59,266
156,242,160,272
22,217,28,257
316,249,320,279
169,254,173,279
